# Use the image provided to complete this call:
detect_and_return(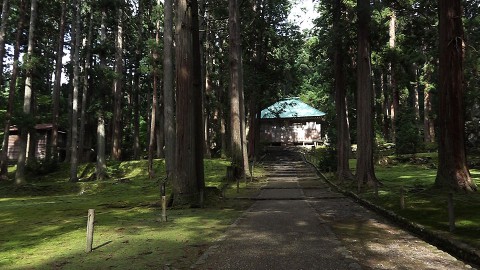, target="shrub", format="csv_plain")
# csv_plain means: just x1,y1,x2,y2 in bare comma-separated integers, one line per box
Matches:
313,147,337,172
395,109,422,155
